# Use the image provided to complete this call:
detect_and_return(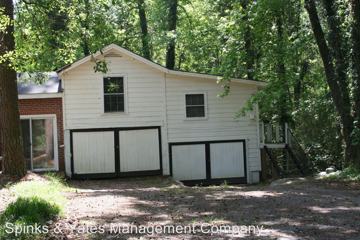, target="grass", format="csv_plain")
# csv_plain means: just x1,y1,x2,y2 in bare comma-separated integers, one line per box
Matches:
10,173,72,208
320,167,360,182
0,173,72,239
1,197,60,225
